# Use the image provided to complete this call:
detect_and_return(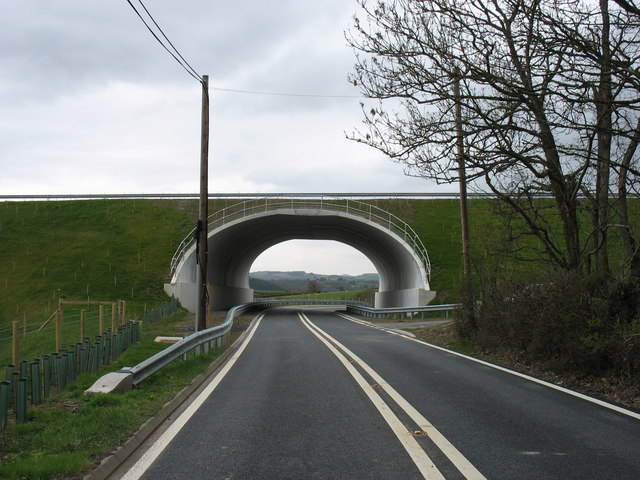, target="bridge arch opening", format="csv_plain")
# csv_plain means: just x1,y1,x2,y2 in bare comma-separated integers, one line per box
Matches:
251,239,377,276
165,198,436,310
250,239,379,298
